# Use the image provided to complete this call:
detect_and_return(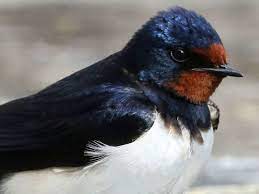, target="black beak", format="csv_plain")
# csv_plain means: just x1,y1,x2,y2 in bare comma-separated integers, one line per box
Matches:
192,64,243,77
